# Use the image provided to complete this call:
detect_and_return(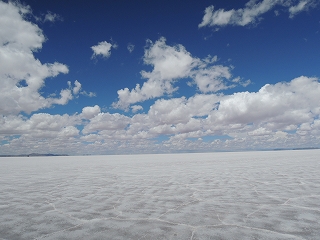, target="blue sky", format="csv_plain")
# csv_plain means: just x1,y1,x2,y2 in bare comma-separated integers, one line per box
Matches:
1,0,320,155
